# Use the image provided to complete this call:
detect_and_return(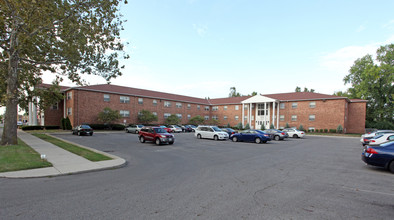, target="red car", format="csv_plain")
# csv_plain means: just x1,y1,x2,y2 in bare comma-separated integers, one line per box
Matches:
139,126,175,145
159,125,172,133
